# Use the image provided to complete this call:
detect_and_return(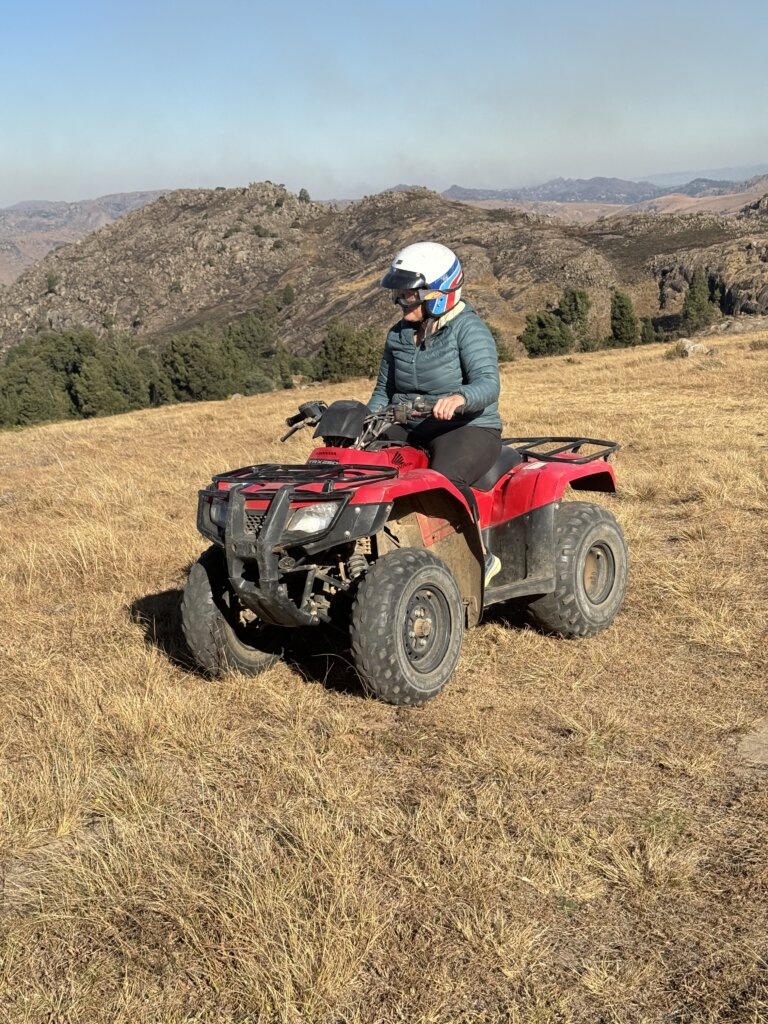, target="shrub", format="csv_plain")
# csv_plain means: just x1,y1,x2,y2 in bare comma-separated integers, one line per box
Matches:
519,311,574,357
298,188,311,203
